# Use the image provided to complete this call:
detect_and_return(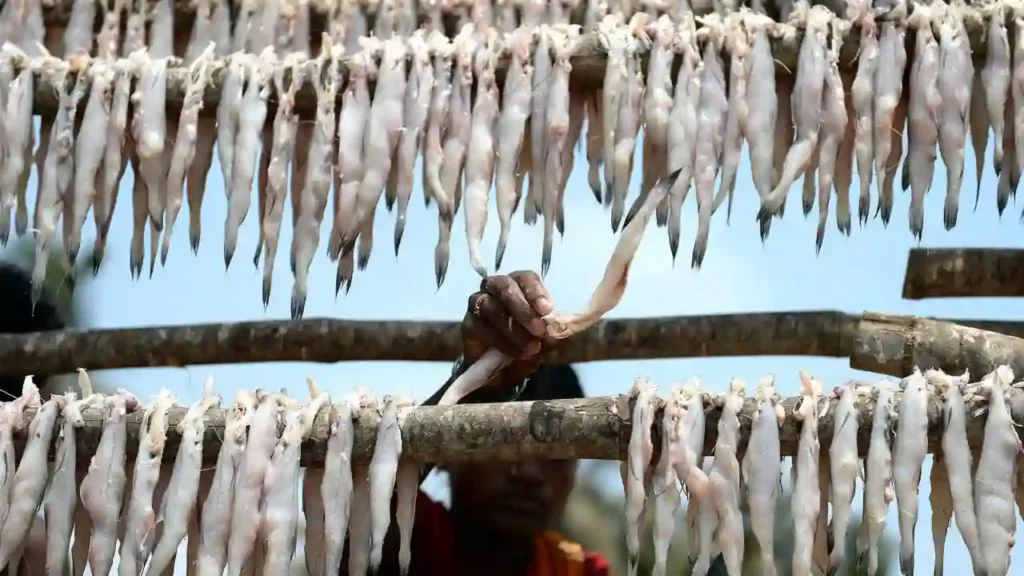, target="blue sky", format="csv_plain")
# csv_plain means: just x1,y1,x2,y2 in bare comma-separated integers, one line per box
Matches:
4,118,1024,573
